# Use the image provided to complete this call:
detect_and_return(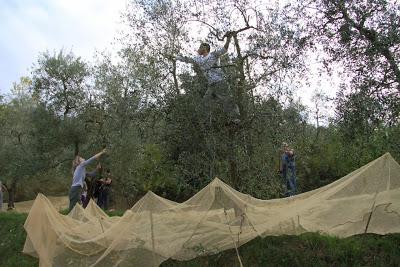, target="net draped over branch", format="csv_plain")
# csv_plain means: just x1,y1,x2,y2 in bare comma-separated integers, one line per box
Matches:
23,153,400,266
